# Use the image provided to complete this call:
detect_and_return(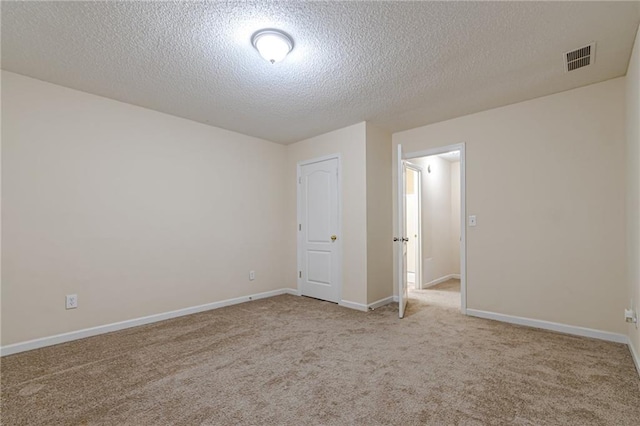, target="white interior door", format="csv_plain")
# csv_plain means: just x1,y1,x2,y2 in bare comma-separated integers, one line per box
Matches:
397,144,408,318
299,158,341,303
